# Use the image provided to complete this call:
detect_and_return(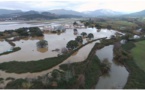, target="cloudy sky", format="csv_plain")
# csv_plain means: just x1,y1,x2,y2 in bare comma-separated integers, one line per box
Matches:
0,0,145,12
